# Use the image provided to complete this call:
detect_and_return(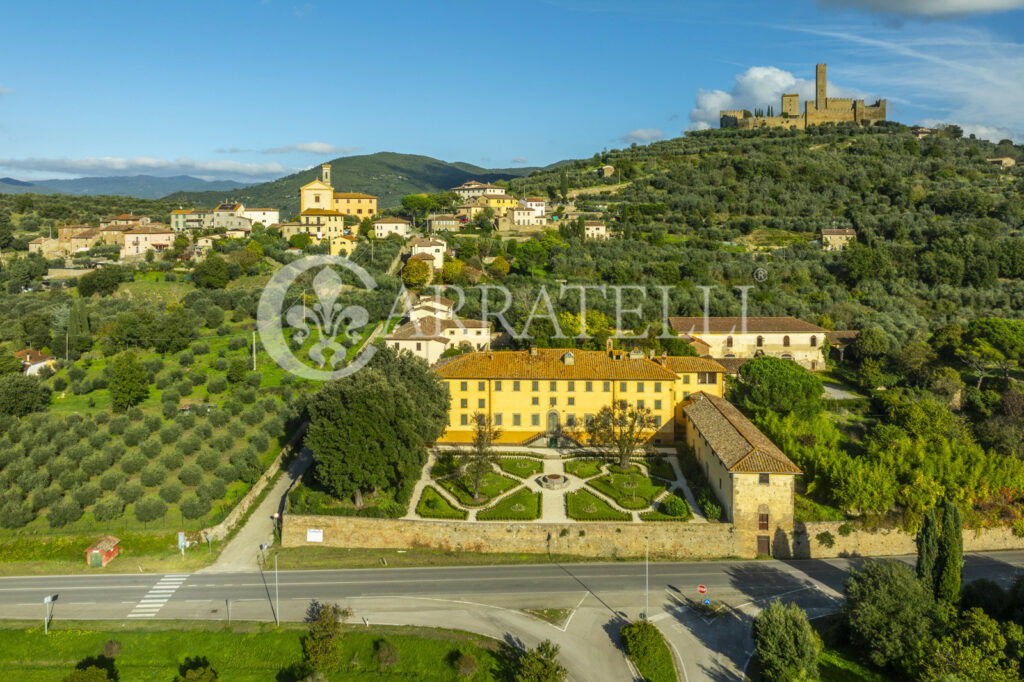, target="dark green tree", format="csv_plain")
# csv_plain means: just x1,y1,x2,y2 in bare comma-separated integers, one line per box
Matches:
916,507,939,590
69,299,92,354
735,356,824,418
752,601,821,681
463,412,501,501
108,351,149,412
514,639,567,682
935,500,963,604
0,374,50,416
193,254,230,289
